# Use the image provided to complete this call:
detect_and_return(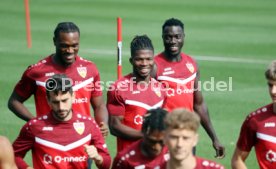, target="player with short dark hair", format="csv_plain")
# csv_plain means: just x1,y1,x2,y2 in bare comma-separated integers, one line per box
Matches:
111,108,169,169
152,18,225,158
13,74,111,169
164,109,225,169
8,21,108,137
107,35,166,153
232,60,276,169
